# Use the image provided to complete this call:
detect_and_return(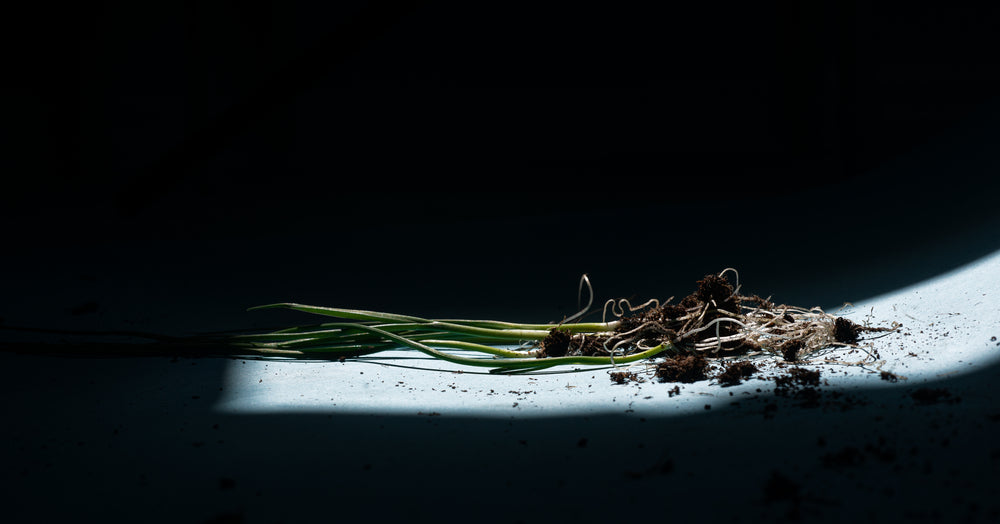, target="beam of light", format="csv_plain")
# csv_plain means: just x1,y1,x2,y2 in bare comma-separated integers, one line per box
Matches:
216,248,1000,416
